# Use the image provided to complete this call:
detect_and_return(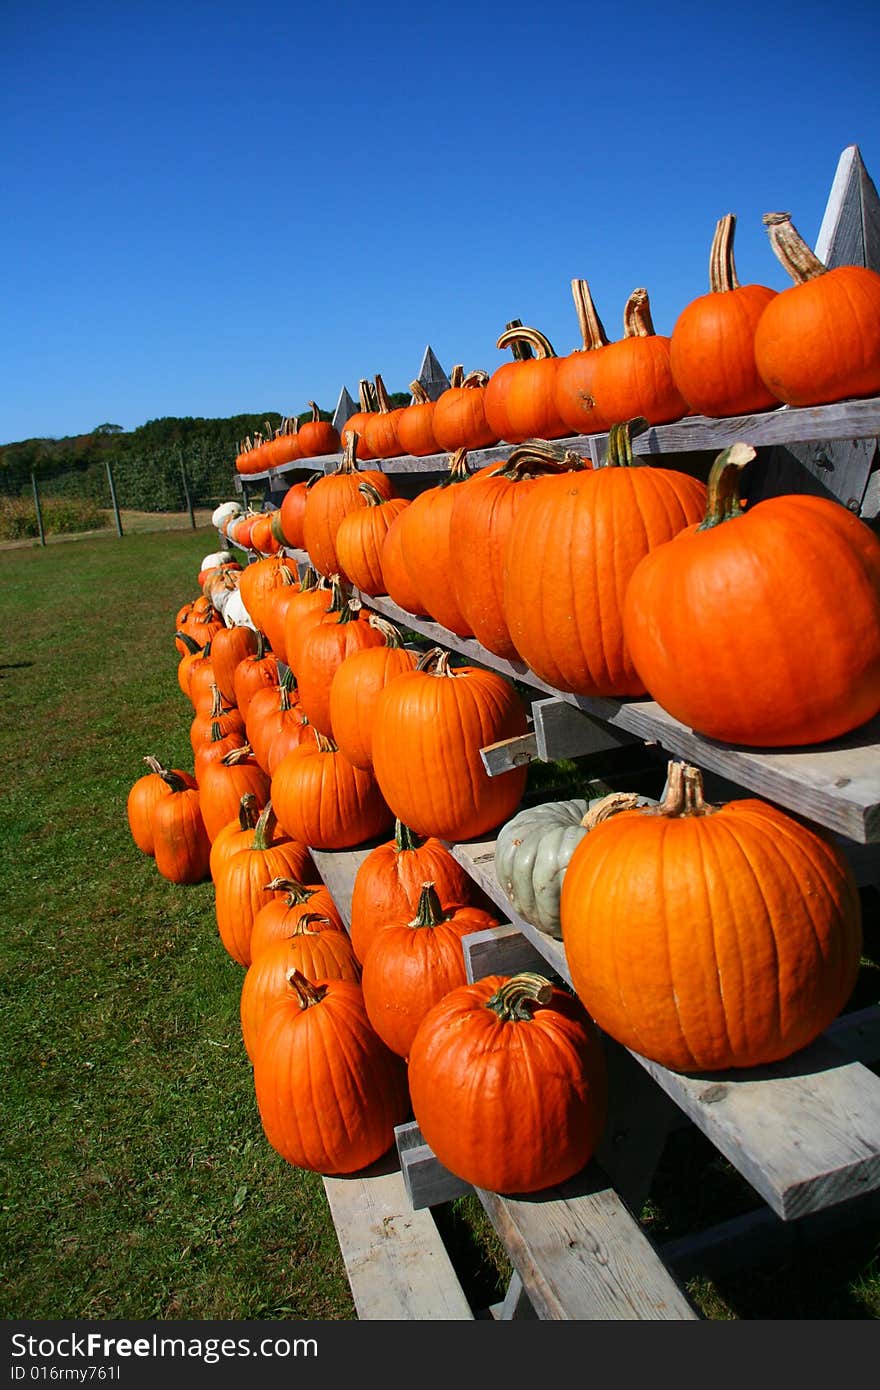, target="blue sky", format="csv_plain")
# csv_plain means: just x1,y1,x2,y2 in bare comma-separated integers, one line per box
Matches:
3,0,879,444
